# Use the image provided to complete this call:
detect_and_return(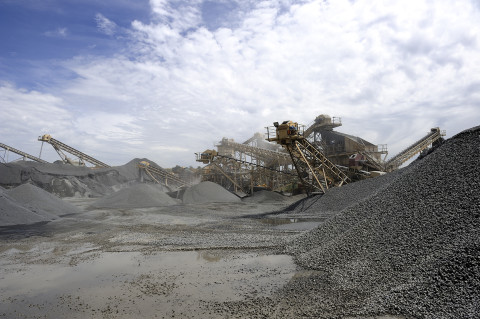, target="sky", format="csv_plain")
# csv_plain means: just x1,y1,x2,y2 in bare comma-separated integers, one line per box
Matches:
0,0,479,168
